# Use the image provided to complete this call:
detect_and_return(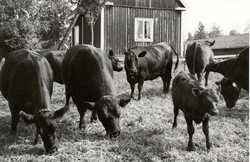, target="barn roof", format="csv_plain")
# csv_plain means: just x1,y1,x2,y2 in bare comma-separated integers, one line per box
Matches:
187,33,249,50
